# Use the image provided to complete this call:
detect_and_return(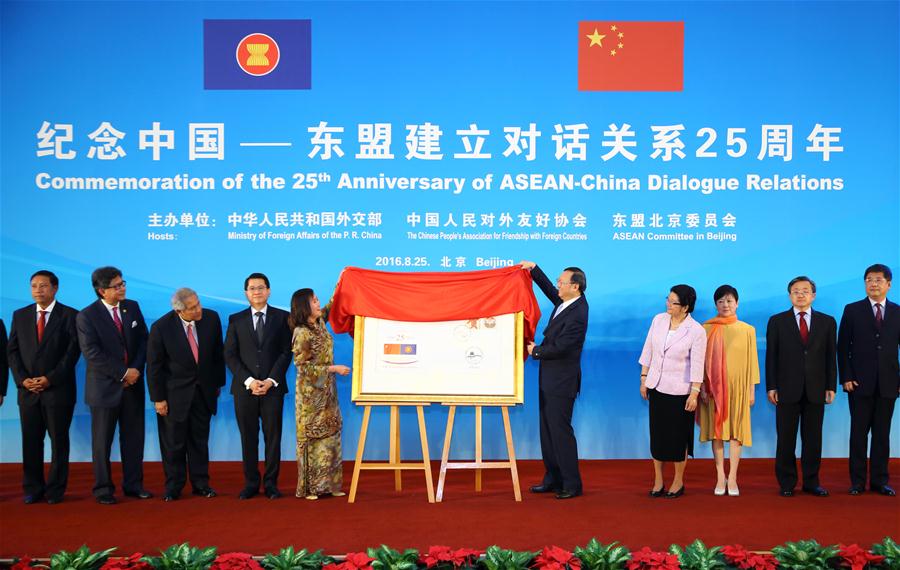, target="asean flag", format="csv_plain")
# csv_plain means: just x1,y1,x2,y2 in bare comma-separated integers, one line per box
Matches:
578,21,683,91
